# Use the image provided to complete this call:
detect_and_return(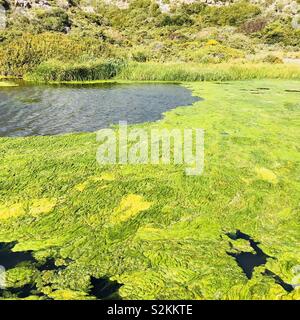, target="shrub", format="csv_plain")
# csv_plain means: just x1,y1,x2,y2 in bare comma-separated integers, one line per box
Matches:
239,17,268,34
156,13,193,27
35,8,71,33
262,55,283,64
202,1,261,27
0,33,109,76
220,33,256,53
189,44,245,64
262,21,300,47
131,50,149,62
174,2,206,16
